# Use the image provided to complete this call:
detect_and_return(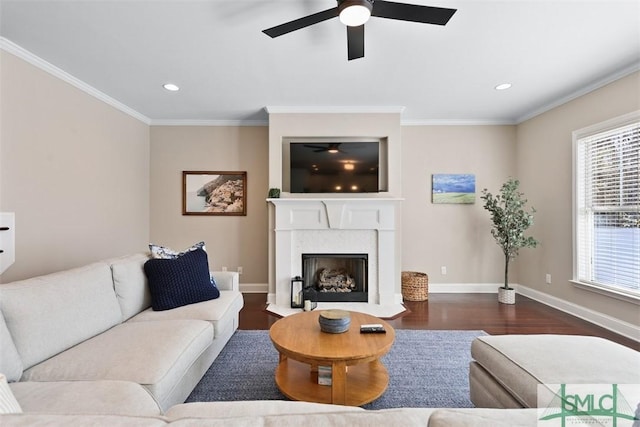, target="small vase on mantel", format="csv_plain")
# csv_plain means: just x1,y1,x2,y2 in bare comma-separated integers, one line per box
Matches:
268,188,281,198
498,287,516,305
